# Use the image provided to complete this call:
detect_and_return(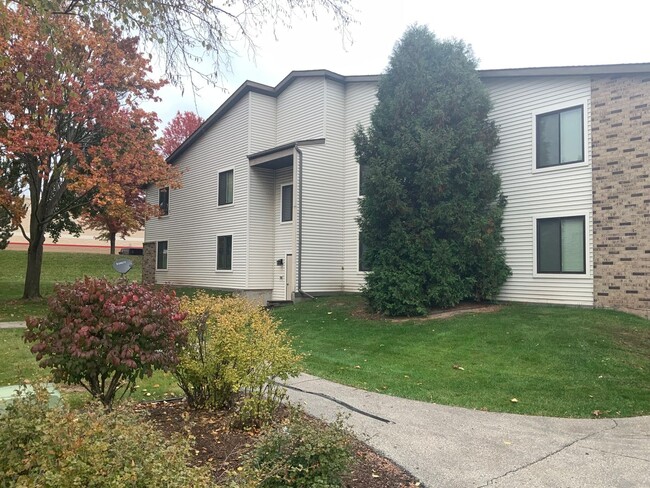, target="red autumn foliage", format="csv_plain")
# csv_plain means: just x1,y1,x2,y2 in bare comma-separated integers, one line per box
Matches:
0,5,181,298
81,188,155,254
162,111,204,157
24,278,187,408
